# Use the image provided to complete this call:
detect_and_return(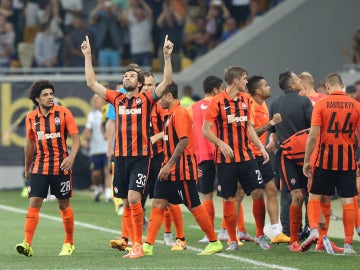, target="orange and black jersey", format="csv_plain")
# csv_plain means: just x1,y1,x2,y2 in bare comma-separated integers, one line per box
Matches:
26,105,79,175
163,101,198,181
311,91,360,170
106,89,159,157
205,90,253,163
280,129,310,166
150,103,167,157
